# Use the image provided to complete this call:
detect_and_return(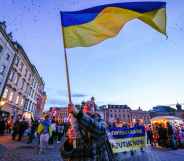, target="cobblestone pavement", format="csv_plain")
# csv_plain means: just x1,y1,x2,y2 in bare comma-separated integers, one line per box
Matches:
1,135,184,161
116,146,184,161
0,135,62,161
